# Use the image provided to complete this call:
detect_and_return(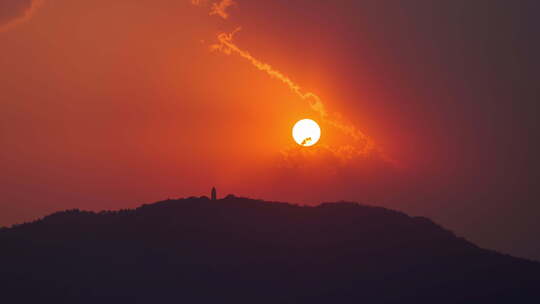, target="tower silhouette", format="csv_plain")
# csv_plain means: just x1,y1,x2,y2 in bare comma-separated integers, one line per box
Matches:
211,187,217,200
